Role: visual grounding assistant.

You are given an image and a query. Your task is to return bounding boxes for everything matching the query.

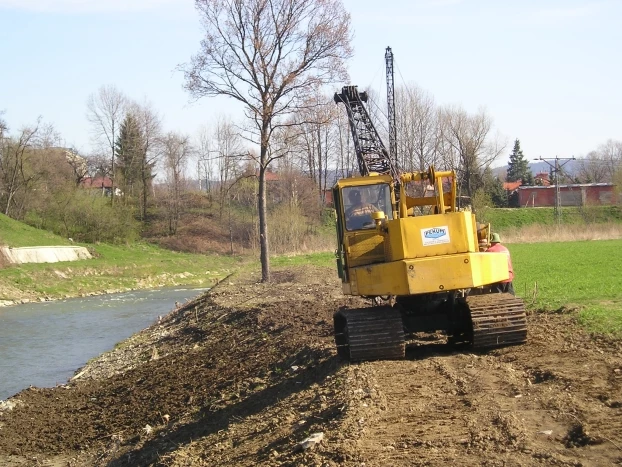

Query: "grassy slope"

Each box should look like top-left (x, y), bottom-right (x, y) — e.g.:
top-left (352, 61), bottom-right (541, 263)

top-left (275, 240), bottom-right (622, 336)
top-left (0, 214), bottom-right (242, 301)
top-left (0, 213), bottom-right (74, 247)
top-left (480, 205), bottom-right (622, 229)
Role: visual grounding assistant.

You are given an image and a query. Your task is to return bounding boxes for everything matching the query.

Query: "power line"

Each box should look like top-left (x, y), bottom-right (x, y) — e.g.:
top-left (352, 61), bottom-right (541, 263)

top-left (572, 159), bottom-right (622, 167)
top-left (534, 156), bottom-right (576, 224)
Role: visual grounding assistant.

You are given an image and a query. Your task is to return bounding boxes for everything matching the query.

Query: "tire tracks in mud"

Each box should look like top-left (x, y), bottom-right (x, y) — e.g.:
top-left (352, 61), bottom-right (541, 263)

top-left (339, 314), bottom-right (622, 466)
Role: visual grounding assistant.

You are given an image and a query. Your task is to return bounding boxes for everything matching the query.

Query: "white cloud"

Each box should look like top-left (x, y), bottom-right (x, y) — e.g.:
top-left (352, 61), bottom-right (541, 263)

top-left (0, 0), bottom-right (181, 13)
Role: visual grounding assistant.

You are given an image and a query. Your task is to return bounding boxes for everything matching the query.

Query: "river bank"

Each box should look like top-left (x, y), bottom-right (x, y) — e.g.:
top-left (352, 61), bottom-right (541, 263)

top-left (0, 271), bottom-right (212, 308)
top-left (0, 242), bottom-right (242, 307)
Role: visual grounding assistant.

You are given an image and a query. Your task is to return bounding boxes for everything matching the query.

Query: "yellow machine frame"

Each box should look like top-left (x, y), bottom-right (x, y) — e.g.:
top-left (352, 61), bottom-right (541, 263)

top-left (334, 168), bottom-right (509, 298)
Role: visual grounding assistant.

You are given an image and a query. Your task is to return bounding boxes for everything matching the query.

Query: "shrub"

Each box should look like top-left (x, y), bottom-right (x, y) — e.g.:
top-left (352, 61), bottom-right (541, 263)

top-left (27, 190), bottom-right (140, 243)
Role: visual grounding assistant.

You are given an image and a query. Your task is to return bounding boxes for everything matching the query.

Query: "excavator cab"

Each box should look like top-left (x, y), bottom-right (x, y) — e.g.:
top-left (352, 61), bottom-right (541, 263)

top-left (333, 175), bottom-right (395, 283)
top-left (342, 183), bottom-right (393, 231)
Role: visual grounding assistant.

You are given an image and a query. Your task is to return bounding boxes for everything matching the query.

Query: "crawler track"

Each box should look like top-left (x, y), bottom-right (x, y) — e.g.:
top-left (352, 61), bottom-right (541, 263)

top-left (334, 306), bottom-right (405, 361)
top-left (465, 293), bottom-right (528, 348)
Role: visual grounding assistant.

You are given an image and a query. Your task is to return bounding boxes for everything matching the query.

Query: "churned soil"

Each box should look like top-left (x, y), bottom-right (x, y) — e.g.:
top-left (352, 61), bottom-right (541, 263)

top-left (0, 266), bottom-right (621, 467)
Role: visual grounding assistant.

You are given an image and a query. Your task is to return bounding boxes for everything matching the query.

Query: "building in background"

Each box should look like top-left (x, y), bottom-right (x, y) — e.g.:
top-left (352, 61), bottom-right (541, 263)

top-left (518, 183), bottom-right (617, 207)
top-left (80, 176), bottom-right (115, 196)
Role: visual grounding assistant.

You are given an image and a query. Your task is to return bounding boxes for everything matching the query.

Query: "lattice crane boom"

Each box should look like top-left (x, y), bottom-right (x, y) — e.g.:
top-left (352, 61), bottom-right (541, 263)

top-left (334, 85), bottom-right (399, 182)
top-left (385, 46), bottom-right (397, 165)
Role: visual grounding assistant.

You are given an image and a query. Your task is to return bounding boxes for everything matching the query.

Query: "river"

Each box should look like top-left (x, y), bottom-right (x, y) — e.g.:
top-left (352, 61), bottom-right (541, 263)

top-left (0, 287), bottom-right (207, 401)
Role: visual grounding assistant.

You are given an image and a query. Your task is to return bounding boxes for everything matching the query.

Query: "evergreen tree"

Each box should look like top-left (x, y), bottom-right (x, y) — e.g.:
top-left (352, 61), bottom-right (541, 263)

top-left (482, 167), bottom-right (508, 207)
top-left (489, 176), bottom-right (508, 207)
top-left (506, 139), bottom-right (532, 185)
top-left (115, 114), bottom-right (145, 201)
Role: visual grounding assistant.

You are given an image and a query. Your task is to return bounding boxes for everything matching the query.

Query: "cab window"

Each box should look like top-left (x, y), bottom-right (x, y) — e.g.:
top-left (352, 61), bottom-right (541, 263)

top-left (343, 184), bottom-right (392, 231)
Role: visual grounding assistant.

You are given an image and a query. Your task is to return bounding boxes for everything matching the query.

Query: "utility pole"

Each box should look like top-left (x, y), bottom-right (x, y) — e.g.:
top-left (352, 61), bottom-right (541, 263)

top-left (535, 156), bottom-right (576, 224)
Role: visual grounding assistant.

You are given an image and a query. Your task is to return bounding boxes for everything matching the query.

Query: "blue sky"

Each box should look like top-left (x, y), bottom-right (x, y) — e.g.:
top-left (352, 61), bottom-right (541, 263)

top-left (1, 0), bottom-right (620, 165)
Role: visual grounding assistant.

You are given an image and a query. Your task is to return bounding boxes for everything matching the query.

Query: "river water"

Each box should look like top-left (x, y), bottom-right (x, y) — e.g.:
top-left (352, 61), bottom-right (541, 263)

top-left (0, 287), bottom-right (207, 401)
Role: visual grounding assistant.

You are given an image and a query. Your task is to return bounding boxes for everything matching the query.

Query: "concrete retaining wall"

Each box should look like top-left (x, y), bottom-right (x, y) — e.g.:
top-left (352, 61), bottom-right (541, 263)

top-left (0, 246), bottom-right (92, 264)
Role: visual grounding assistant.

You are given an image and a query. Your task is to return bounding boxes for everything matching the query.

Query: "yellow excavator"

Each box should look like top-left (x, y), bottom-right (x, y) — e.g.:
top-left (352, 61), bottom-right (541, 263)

top-left (332, 85), bottom-right (527, 361)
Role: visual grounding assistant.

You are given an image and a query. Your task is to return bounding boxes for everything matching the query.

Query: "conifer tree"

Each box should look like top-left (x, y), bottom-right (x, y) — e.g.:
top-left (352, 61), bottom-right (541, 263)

top-left (482, 166), bottom-right (508, 207)
top-left (115, 114), bottom-right (145, 202)
top-left (506, 139), bottom-right (532, 184)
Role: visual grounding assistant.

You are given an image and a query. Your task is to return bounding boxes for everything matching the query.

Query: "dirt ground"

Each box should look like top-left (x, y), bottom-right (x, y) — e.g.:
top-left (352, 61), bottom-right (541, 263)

top-left (1, 265), bottom-right (621, 467)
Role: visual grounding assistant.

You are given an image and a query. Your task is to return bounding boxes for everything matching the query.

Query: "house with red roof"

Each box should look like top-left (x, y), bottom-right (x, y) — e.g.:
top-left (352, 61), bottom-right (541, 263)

top-left (503, 180), bottom-right (522, 191)
top-left (80, 176), bottom-right (116, 196)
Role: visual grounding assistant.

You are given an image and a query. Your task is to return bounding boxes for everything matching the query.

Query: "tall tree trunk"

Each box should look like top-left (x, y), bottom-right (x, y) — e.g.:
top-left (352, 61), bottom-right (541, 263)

top-left (110, 127), bottom-right (116, 205)
top-left (5, 148), bottom-right (23, 216)
top-left (141, 161), bottom-right (148, 221)
top-left (259, 127), bottom-right (270, 282)
top-left (316, 125), bottom-right (323, 203)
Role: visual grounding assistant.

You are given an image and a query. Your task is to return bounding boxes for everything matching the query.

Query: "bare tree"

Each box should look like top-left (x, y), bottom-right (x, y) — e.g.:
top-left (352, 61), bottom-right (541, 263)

top-left (183, 0), bottom-right (352, 282)
top-left (577, 151), bottom-right (610, 183)
top-left (395, 83), bottom-right (438, 172)
top-left (214, 116), bottom-right (244, 219)
top-left (441, 105), bottom-right (505, 201)
top-left (196, 124), bottom-right (215, 198)
top-left (0, 119), bottom-right (41, 216)
top-left (160, 132), bottom-right (192, 234)
top-left (86, 151), bottom-right (111, 177)
top-left (86, 85), bottom-right (127, 203)
top-left (597, 139), bottom-right (622, 180)
top-left (0, 112), bottom-right (7, 140)
top-left (129, 99), bottom-right (161, 220)
top-left (37, 123), bottom-right (63, 149)
top-left (576, 139), bottom-right (622, 184)
top-left (64, 149), bottom-right (89, 185)
top-left (334, 108), bottom-right (355, 178)
top-left (288, 92), bottom-right (338, 202)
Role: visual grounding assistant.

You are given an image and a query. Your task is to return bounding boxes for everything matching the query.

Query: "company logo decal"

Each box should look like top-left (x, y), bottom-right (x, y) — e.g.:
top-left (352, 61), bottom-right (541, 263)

top-left (424, 227), bottom-right (447, 239)
top-left (421, 225), bottom-right (450, 246)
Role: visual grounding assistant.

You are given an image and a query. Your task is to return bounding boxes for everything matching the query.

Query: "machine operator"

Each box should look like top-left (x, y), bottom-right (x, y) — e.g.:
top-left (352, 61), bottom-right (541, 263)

top-left (486, 232), bottom-right (515, 295)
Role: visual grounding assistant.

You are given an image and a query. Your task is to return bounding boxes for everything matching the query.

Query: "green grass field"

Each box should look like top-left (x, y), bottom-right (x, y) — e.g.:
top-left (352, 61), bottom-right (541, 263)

top-left (510, 239), bottom-right (622, 334)
top-left (274, 239), bottom-right (622, 336)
